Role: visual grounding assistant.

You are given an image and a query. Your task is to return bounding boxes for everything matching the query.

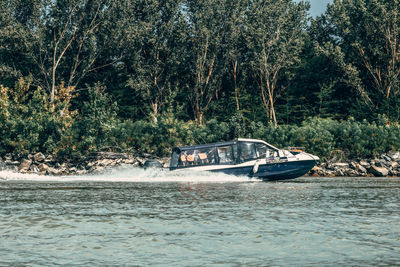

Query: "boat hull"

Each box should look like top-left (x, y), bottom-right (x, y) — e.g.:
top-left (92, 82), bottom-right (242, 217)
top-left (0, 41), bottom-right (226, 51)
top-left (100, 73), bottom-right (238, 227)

top-left (208, 160), bottom-right (317, 181)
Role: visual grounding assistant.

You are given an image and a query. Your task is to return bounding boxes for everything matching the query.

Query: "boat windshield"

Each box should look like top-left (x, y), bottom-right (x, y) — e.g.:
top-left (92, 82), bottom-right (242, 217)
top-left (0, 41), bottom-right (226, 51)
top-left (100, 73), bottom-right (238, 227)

top-left (239, 141), bottom-right (277, 162)
top-left (240, 142), bottom-right (257, 161)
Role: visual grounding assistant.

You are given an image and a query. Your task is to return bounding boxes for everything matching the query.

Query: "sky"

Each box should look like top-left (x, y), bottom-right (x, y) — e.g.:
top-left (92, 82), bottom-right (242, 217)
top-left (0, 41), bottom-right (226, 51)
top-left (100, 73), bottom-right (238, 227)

top-left (295, 0), bottom-right (334, 17)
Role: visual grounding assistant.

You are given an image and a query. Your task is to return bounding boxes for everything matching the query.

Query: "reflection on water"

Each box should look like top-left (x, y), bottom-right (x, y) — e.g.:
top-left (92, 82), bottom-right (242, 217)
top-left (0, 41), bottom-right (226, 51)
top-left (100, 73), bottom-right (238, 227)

top-left (0, 169), bottom-right (399, 265)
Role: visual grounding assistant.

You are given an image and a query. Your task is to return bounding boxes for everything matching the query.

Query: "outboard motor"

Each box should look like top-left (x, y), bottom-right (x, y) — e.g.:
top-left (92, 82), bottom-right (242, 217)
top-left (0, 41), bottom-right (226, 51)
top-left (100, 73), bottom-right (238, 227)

top-left (143, 159), bottom-right (163, 169)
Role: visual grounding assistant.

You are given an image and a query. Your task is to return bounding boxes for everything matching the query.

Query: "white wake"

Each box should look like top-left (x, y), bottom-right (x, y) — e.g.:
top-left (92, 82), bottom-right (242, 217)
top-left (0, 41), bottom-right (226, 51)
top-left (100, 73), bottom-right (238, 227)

top-left (0, 166), bottom-right (253, 183)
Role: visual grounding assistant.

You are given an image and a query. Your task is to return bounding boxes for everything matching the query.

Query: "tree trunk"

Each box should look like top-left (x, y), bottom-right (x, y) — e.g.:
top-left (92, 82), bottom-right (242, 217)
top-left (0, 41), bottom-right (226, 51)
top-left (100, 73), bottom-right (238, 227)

top-left (233, 59), bottom-right (240, 111)
top-left (196, 110), bottom-right (203, 125)
top-left (151, 102), bottom-right (158, 123)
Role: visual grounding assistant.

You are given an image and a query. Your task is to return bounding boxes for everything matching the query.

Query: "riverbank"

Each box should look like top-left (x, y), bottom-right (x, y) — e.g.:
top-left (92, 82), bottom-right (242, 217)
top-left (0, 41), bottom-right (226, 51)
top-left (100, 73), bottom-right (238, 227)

top-left (309, 151), bottom-right (400, 177)
top-left (1, 151), bottom-right (400, 177)
top-left (0, 152), bottom-right (168, 176)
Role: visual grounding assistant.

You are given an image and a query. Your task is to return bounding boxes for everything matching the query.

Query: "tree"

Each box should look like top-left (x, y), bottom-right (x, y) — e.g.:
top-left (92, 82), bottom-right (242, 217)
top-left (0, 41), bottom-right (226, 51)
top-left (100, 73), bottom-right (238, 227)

top-left (0, 0), bottom-right (121, 103)
top-left (221, 0), bottom-right (248, 112)
top-left (121, 0), bottom-right (182, 122)
top-left (185, 0), bottom-right (227, 125)
top-left (319, 0), bottom-right (400, 121)
top-left (245, 0), bottom-right (309, 126)
top-left (0, 0), bottom-right (43, 87)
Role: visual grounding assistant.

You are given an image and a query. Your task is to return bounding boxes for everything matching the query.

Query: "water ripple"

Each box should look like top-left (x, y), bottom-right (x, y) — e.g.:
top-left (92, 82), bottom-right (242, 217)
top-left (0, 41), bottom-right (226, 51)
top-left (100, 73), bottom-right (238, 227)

top-left (0, 177), bottom-right (400, 265)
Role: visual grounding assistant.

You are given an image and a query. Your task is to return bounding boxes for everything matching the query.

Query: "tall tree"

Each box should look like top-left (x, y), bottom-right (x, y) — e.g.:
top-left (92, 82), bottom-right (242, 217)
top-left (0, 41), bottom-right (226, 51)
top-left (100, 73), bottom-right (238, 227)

top-left (0, 0), bottom-right (121, 102)
top-left (185, 0), bottom-right (226, 125)
top-left (319, 0), bottom-right (400, 120)
top-left (221, 0), bottom-right (248, 112)
top-left (0, 0), bottom-right (43, 87)
top-left (121, 0), bottom-right (182, 122)
top-left (245, 0), bottom-right (309, 126)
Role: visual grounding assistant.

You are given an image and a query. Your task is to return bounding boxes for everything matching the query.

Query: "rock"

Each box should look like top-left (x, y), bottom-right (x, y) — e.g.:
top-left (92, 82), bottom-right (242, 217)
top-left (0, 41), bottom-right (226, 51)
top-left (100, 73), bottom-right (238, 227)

top-left (30, 164), bottom-right (40, 173)
top-left (33, 152), bottom-right (46, 162)
top-left (334, 169), bottom-right (345, 176)
top-left (97, 159), bottom-right (114, 166)
top-left (100, 152), bottom-right (129, 160)
top-left (128, 161), bottom-right (140, 167)
top-left (69, 167), bottom-right (77, 173)
top-left (374, 160), bottom-right (385, 167)
top-left (38, 163), bottom-right (49, 172)
top-left (311, 166), bottom-right (324, 176)
top-left (369, 165), bottom-right (389, 177)
top-left (123, 158), bottom-right (135, 164)
top-left (47, 167), bottom-right (62, 175)
top-left (7, 161), bottom-right (21, 166)
top-left (44, 155), bottom-right (54, 163)
top-left (388, 151), bottom-right (400, 160)
top-left (332, 162), bottom-right (349, 168)
top-left (87, 161), bottom-right (96, 168)
top-left (162, 161), bottom-right (170, 168)
top-left (325, 170), bottom-right (335, 177)
top-left (356, 164), bottom-right (367, 174)
top-left (347, 169), bottom-right (358, 177)
top-left (136, 157), bottom-right (146, 166)
top-left (18, 159), bottom-right (32, 171)
top-left (140, 153), bottom-right (153, 158)
top-left (350, 161), bottom-right (358, 169)
top-left (390, 161), bottom-right (399, 169)
top-left (359, 160), bottom-right (370, 167)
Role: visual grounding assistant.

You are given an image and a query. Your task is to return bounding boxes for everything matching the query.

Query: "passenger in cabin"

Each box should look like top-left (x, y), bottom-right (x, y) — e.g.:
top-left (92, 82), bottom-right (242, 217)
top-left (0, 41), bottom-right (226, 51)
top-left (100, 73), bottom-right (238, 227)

top-left (207, 149), bottom-right (215, 164)
top-left (186, 151), bottom-right (195, 165)
top-left (197, 151), bottom-right (208, 164)
top-left (180, 152), bottom-right (187, 166)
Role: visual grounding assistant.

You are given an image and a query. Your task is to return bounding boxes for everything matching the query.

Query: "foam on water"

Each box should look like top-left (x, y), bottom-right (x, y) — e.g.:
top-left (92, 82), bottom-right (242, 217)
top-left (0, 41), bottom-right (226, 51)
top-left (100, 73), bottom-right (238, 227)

top-left (0, 166), bottom-right (253, 183)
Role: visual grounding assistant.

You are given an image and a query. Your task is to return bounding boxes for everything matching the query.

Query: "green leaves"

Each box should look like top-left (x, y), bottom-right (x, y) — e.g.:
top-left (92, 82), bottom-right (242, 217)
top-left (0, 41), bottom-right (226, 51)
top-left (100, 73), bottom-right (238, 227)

top-left (317, 0), bottom-right (400, 121)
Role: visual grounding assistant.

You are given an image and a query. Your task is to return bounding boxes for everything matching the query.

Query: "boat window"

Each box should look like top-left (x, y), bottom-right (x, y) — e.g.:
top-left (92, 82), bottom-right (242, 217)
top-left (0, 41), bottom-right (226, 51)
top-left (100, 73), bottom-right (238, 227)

top-left (266, 148), bottom-right (278, 160)
top-left (170, 150), bottom-right (180, 168)
top-left (240, 142), bottom-right (257, 161)
top-left (255, 143), bottom-right (267, 158)
top-left (217, 146), bottom-right (234, 164)
top-left (232, 144), bottom-right (238, 162)
top-left (178, 148), bottom-right (216, 167)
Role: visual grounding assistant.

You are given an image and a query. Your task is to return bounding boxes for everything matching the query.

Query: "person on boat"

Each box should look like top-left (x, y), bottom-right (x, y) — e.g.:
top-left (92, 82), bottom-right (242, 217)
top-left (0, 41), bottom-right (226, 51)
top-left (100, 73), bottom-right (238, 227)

top-left (180, 152), bottom-right (187, 166)
top-left (186, 151), bottom-right (195, 165)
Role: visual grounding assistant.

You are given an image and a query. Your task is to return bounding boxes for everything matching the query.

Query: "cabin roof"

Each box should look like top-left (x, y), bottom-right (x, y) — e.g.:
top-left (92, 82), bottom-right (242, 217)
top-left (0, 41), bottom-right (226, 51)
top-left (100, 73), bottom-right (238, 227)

top-left (172, 138), bottom-right (278, 152)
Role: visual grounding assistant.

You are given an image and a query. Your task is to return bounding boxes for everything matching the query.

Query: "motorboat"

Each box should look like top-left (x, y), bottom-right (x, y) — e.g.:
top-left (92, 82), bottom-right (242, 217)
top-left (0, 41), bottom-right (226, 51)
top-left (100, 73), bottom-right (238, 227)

top-left (169, 138), bottom-right (319, 181)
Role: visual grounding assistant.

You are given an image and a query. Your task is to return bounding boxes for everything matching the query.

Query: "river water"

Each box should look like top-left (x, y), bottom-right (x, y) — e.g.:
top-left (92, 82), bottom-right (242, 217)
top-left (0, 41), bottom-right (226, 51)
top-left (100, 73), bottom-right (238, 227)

top-left (1, 167), bottom-right (399, 266)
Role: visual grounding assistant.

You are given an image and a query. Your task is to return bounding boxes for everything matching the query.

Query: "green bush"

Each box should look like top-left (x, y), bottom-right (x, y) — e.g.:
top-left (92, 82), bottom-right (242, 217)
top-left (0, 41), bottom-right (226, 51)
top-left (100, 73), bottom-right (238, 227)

top-left (72, 83), bottom-right (119, 153)
top-left (0, 78), bottom-right (76, 155)
top-left (1, 78), bottom-right (399, 160)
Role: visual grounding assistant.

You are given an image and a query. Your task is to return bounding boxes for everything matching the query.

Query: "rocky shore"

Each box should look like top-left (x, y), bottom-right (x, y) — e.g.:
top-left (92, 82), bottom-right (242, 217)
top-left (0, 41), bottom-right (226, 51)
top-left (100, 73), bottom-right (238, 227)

top-left (309, 151), bottom-right (400, 177)
top-left (1, 151), bottom-right (400, 177)
top-left (0, 152), bottom-right (170, 176)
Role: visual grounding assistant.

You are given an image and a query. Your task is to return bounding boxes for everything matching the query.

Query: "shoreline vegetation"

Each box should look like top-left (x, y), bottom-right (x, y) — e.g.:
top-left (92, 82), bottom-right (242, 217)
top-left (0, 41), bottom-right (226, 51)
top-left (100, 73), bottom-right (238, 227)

top-left (2, 0), bottom-right (400, 175)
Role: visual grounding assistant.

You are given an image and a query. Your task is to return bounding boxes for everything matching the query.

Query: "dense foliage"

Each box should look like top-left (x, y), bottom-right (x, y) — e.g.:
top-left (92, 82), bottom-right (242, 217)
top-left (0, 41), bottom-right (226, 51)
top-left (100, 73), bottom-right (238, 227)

top-left (1, 0), bottom-right (400, 160)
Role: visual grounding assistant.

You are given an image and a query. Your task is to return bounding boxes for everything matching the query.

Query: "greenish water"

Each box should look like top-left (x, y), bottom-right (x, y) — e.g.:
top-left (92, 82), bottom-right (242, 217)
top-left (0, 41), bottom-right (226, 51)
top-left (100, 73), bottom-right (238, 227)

top-left (0, 168), bottom-right (399, 266)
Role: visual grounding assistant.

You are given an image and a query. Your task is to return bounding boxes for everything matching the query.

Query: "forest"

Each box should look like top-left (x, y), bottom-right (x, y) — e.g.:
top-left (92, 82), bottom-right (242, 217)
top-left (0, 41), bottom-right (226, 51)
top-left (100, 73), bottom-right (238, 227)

top-left (1, 0), bottom-right (400, 160)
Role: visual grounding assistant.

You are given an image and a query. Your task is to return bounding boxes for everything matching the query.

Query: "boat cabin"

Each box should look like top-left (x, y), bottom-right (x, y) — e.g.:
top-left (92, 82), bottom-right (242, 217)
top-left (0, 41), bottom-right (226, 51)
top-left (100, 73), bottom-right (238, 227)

top-left (169, 138), bottom-right (280, 170)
